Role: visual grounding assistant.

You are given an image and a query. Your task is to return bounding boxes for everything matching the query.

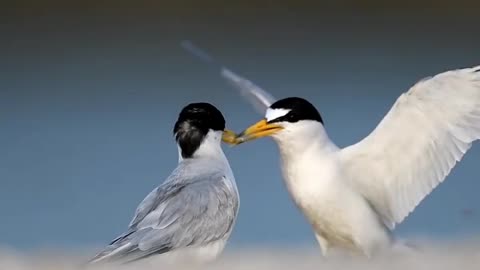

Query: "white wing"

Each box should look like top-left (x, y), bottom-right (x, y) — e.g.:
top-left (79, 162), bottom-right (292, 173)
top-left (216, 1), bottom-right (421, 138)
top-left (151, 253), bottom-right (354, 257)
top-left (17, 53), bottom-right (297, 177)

top-left (180, 40), bottom-right (276, 114)
top-left (341, 66), bottom-right (480, 229)
top-left (221, 68), bottom-right (277, 114)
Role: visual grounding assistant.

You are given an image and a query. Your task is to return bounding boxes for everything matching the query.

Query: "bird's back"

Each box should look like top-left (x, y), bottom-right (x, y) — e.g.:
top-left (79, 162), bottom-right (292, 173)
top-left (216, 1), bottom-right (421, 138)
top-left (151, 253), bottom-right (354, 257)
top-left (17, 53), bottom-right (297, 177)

top-left (89, 157), bottom-right (239, 265)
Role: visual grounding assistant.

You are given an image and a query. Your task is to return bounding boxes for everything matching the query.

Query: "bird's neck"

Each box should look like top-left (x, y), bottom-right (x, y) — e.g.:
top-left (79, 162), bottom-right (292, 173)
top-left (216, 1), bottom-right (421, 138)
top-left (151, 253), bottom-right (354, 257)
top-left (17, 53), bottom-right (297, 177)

top-left (273, 122), bottom-right (338, 162)
top-left (177, 131), bottom-right (229, 164)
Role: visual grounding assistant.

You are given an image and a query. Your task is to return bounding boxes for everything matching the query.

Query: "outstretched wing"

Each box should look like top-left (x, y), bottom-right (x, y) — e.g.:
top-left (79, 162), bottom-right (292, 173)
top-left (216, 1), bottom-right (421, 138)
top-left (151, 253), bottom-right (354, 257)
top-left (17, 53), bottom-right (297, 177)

top-left (180, 40), bottom-right (276, 114)
top-left (221, 68), bottom-right (277, 114)
top-left (341, 66), bottom-right (480, 229)
top-left (90, 173), bottom-right (238, 264)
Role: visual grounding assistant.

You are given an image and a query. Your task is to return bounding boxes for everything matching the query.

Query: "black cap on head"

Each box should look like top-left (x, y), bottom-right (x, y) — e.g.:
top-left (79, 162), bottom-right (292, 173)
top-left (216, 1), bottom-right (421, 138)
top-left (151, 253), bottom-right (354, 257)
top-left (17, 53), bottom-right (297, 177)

top-left (173, 102), bottom-right (226, 158)
top-left (269, 97), bottom-right (323, 124)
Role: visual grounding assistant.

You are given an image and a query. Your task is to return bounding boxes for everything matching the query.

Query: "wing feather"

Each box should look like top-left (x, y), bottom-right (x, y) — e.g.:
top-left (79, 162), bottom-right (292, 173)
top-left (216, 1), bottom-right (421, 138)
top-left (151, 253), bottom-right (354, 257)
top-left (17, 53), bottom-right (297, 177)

top-left (341, 66), bottom-right (480, 228)
top-left (221, 68), bottom-right (277, 114)
top-left (179, 40), bottom-right (276, 115)
top-left (90, 171), bottom-right (238, 264)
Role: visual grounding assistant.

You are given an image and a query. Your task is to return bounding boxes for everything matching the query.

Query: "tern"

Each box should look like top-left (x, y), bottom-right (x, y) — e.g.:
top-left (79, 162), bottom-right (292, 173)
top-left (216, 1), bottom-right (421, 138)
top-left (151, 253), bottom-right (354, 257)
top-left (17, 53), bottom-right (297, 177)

top-left (227, 66), bottom-right (480, 256)
top-left (89, 102), bottom-right (240, 265)
top-left (181, 41), bottom-right (480, 257)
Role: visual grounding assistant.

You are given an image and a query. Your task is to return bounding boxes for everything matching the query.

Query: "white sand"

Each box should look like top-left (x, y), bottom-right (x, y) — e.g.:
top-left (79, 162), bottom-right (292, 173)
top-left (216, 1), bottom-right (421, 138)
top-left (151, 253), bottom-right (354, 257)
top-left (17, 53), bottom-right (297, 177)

top-left (1, 239), bottom-right (479, 270)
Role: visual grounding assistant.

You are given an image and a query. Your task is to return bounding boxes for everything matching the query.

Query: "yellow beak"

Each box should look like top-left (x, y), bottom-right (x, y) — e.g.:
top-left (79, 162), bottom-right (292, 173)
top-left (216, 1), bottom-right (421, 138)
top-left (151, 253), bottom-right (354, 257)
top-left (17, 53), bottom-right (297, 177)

top-left (222, 129), bottom-right (240, 145)
top-left (226, 119), bottom-right (283, 145)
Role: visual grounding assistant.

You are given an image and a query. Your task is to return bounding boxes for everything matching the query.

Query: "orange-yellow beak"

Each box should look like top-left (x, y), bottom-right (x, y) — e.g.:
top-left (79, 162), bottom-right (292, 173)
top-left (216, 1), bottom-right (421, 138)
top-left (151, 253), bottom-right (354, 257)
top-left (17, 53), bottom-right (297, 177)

top-left (225, 119), bottom-right (283, 145)
top-left (222, 129), bottom-right (239, 145)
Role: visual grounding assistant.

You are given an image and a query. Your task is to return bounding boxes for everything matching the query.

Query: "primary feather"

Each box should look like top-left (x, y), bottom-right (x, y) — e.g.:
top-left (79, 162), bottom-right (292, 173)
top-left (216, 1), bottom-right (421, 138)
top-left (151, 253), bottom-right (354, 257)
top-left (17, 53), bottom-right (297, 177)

top-left (221, 68), bottom-right (277, 114)
top-left (341, 66), bottom-right (480, 228)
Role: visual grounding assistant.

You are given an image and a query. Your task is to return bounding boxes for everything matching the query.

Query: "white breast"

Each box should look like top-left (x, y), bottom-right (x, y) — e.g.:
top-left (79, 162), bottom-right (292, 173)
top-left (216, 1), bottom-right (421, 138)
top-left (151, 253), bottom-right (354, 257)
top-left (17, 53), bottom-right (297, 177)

top-left (281, 150), bottom-right (390, 254)
top-left (281, 149), bottom-right (340, 209)
top-left (274, 121), bottom-right (344, 213)
top-left (272, 121), bottom-right (391, 254)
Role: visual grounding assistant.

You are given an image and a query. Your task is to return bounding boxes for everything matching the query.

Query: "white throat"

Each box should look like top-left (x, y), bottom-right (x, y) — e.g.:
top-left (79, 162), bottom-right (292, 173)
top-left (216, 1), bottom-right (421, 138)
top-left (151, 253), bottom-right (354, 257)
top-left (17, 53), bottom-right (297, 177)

top-left (272, 121), bottom-right (338, 161)
top-left (271, 121), bottom-right (340, 209)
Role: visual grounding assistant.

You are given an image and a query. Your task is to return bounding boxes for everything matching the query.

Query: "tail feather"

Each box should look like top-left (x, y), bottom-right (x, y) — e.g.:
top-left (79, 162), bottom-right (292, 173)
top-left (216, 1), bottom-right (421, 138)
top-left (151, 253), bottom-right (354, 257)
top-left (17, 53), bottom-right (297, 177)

top-left (88, 243), bottom-right (134, 265)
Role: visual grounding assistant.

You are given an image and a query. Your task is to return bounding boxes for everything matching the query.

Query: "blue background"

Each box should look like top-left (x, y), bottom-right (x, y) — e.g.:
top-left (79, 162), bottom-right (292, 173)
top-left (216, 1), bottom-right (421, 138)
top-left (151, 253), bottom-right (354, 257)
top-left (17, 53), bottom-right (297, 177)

top-left (1, 2), bottom-right (479, 251)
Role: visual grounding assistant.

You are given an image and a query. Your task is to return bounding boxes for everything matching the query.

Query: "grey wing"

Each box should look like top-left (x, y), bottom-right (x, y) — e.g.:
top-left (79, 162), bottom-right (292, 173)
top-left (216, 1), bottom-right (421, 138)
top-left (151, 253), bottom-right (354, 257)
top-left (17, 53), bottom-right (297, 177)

top-left (128, 187), bottom-right (161, 228)
top-left (89, 175), bottom-right (238, 264)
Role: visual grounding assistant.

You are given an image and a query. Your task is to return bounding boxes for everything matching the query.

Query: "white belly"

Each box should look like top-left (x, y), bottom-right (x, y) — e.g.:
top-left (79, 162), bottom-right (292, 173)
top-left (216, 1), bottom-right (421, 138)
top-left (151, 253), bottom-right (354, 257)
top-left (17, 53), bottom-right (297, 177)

top-left (281, 155), bottom-right (390, 255)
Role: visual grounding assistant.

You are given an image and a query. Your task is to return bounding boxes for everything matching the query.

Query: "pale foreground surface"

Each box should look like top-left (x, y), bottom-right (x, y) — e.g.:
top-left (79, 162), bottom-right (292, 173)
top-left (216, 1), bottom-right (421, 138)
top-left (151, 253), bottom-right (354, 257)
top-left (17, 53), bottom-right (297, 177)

top-left (1, 239), bottom-right (479, 270)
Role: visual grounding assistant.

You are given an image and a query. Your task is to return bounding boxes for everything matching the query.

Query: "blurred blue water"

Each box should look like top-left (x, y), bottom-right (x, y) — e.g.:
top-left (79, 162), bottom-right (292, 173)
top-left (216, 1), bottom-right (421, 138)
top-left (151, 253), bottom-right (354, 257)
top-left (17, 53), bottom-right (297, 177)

top-left (1, 11), bottom-right (479, 250)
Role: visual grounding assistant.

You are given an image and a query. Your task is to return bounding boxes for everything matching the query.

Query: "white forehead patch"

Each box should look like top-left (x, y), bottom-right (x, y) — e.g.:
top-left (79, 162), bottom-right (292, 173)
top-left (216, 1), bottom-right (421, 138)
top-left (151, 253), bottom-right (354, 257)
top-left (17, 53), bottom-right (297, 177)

top-left (265, 108), bottom-right (291, 122)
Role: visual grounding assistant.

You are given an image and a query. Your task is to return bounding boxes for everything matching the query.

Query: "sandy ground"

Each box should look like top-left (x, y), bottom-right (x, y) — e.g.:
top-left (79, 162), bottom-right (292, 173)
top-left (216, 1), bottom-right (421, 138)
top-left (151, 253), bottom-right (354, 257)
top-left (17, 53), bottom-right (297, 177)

top-left (1, 239), bottom-right (479, 270)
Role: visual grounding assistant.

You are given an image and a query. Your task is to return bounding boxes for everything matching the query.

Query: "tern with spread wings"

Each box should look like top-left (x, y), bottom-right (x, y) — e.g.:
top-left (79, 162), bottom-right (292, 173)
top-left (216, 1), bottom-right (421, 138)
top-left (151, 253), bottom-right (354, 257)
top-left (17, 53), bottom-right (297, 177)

top-left (181, 41), bottom-right (480, 257)
top-left (231, 66), bottom-right (480, 256)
